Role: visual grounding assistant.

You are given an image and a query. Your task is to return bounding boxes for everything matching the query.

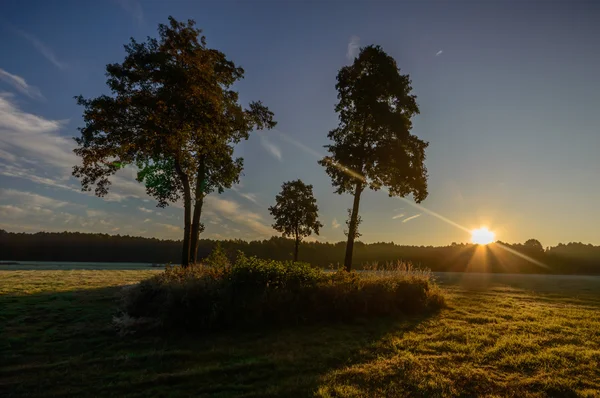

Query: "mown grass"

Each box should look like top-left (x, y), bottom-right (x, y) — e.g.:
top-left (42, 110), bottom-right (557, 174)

top-left (2, 270), bottom-right (600, 397)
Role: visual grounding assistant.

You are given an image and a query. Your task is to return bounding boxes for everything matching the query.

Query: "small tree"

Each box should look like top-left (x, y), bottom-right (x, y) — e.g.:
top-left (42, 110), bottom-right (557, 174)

top-left (319, 45), bottom-right (429, 271)
top-left (268, 180), bottom-right (323, 262)
top-left (523, 239), bottom-right (544, 255)
top-left (73, 17), bottom-right (275, 267)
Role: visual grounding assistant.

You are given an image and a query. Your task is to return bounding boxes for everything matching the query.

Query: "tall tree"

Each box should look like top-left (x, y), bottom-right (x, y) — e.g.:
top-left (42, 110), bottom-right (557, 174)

top-left (319, 45), bottom-right (429, 271)
top-left (268, 180), bottom-right (323, 262)
top-left (73, 17), bottom-right (275, 266)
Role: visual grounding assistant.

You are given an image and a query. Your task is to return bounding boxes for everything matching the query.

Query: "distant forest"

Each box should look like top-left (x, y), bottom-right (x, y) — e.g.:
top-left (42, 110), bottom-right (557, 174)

top-left (1, 229), bottom-right (599, 275)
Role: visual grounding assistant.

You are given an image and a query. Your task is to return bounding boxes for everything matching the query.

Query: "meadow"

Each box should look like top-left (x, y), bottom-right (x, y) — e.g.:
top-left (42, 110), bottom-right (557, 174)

top-left (2, 269), bottom-right (600, 397)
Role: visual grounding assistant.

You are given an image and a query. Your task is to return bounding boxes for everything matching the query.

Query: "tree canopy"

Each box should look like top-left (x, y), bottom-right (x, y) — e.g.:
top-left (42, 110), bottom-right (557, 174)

top-left (73, 17), bottom-right (275, 266)
top-left (319, 45), bottom-right (429, 271)
top-left (268, 179), bottom-right (323, 261)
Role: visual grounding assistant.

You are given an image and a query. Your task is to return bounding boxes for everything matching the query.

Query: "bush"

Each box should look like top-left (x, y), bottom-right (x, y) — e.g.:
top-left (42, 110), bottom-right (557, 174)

top-left (123, 255), bottom-right (445, 331)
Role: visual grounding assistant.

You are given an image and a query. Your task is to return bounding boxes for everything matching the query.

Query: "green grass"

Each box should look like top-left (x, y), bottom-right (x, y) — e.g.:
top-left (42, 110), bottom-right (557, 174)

top-left (1, 270), bottom-right (600, 397)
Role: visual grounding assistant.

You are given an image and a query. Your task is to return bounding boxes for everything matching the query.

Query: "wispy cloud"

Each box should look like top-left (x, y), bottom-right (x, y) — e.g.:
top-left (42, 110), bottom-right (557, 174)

top-left (16, 29), bottom-right (67, 70)
top-left (239, 192), bottom-right (259, 205)
top-left (86, 209), bottom-right (107, 218)
top-left (260, 134), bottom-right (282, 161)
top-left (0, 188), bottom-right (68, 209)
top-left (138, 206), bottom-right (153, 213)
top-left (347, 36), bottom-right (361, 61)
top-left (155, 223), bottom-right (181, 234)
top-left (331, 218), bottom-right (340, 229)
top-left (392, 213), bottom-right (405, 220)
top-left (435, 50), bottom-right (443, 56)
top-left (402, 214), bottom-right (422, 223)
top-left (0, 92), bottom-right (71, 170)
top-left (0, 93), bottom-right (147, 202)
top-left (206, 196), bottom-right (273, 237)
top-left (0, 69), bottom-right (43, 99)
top-left (0, 188), bottom-right (154, 237)
top-left (115, 0), bottom-right (144, 24)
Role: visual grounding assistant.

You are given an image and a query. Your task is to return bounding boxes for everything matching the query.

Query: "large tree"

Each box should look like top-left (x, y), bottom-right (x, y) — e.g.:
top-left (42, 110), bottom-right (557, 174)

top-left (319, 45), bottom-right (429, 271)
top-left (268, 179), bottom-right (323, 262)
top-left (73, 17), bottom-right (275, 266)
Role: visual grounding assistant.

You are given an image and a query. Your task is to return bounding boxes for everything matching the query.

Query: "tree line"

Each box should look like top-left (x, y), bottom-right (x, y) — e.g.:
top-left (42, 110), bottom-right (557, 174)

top-left (73, 17), bottom-right (427, 270)
top-left (1, 230), bottom-right (598, 275)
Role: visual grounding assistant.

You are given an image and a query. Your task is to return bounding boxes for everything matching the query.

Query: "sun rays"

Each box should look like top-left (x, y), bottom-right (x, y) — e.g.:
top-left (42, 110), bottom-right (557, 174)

top-left (274, 130), bottom-right (549, 272)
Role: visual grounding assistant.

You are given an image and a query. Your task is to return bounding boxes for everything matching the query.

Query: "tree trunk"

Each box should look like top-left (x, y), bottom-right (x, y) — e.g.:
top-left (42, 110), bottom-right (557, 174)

top-left (344, 183), bottom-right (364, 272)
top-left (174, 161), bottom-right (191, 267)
top-left (294, 235), bottom-right (300, 262)
top-left (190, 162), bottom-right (206, 264)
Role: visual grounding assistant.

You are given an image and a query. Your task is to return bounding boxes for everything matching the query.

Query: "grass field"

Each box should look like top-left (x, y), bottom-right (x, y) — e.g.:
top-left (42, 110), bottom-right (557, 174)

top-left (2, 270), bottom-right (600, 397)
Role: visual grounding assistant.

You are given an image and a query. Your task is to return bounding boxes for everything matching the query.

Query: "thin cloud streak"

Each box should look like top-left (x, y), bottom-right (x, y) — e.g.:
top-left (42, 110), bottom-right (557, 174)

top-left (435, 50), bottom-right (443, 56)
top-left (16, 29), bottom-right (67, 70)
top-left (347, 36), bottom-right (360, 61)
top-left (260, 134), bottom-right (282, 161)
top-left (392, 213), bottom-right (405, 220)
top-left (0, 69), bottom-right (43, 99)
top-left (240, 192), bottom-right (260, 205)
top-left (402, 214), bottom-right (421, 223)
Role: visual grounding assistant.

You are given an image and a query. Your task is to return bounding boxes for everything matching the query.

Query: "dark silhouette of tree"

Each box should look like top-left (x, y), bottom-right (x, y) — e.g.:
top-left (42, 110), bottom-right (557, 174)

top-left (318, 45), bottom-right (429, 271)
top-left (523, 239), bottom-right (544, 255)
top-left (268, 179), bottom-right (323, 261)
top-left (72, 17), bottom-right (275, 266)
top-left (1, 230), bottom-right (599, 275)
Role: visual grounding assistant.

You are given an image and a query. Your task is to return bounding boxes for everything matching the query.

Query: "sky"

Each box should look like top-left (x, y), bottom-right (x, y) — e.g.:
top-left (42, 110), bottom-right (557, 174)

top-left (0, 0), bottom-right (599, 247)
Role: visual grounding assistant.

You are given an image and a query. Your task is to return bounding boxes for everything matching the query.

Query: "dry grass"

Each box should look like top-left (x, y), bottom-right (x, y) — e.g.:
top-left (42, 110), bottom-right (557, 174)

top-left (1, 270), bottom-right (599, 397)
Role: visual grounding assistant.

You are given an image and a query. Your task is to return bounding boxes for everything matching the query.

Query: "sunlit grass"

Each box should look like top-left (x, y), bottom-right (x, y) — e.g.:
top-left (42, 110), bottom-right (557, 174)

top-left (1, 270), bottom-right (599, 397)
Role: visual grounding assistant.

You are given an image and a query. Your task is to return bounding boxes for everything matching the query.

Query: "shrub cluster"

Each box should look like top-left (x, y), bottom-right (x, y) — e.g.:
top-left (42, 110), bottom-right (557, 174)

top-left (122, 253), bottom-right (445, 331)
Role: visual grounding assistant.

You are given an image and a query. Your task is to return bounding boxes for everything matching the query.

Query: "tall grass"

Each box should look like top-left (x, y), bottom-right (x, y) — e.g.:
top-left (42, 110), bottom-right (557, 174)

top-left (122, 254), bottom-right (445, 331)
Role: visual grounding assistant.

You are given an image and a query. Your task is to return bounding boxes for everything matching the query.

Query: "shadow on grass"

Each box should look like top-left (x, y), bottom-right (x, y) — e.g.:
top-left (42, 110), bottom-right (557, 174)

top-left (0, 284), bottom-right (436, 398)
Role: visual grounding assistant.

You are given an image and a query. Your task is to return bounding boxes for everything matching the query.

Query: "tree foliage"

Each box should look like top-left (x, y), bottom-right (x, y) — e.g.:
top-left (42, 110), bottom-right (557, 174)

top-left (72, 17), bottom-right (275, 266)
top-left (268, 179), bottom-right (323, 261)
top-left (319, 45), bottom-right (429, 271)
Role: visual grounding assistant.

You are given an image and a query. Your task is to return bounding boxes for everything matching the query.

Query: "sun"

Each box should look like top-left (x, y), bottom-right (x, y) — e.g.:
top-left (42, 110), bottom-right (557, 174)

top-left (471, 227), bottom-right (496, 245)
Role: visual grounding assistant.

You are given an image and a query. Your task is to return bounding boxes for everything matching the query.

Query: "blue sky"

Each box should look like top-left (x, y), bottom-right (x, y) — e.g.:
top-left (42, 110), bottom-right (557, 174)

top-left (1, 0), bottom-right (599, 246)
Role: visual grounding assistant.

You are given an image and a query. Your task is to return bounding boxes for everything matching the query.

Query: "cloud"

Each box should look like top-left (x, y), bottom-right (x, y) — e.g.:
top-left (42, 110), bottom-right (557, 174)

top-left (260, 134), bottom-right (282, 161)
top-left (85, 209), bottom-right (107, 218)
top-left (347, 36), bottom-right (361, 61)
top-left (331, 218), bottom-right (340, 229)
top-left (0, 188), bottom-right (157, 237)
top-left (435, 50), bottom-right (443, 56)
top-left (206, 196), bottom-right (273, 237)
top-left (115, 0), bottom-right (144, 24)
top-left (0, 93), bottom-right (73, 171)
top-left (0, 189), bottom-right (71, 224)
top-left (16, 29), bottom-right (67, 70)
top-left (0, 69), bottom-right (43, 100)
top-left (402, 214), bottom-right (422, 223)
top-left (0, 163), bottom-right (80, 193)
top-left (239, 192), bottom-right (259, 205)
top-left (392, 213), bottom-right (405, 220)
top-left (155, 223), bottom-right (182, 234)
top-left (0, 188), bottom-right (68, 209)
top-left (138, 206), bottom-right (153, 213)
top-left (0, 94), bottom-right (147, 203)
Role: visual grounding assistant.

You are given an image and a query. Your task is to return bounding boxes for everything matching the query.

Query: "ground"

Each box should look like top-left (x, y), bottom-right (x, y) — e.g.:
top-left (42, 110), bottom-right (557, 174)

top-left (1, 269), bottom-right (599, 397)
